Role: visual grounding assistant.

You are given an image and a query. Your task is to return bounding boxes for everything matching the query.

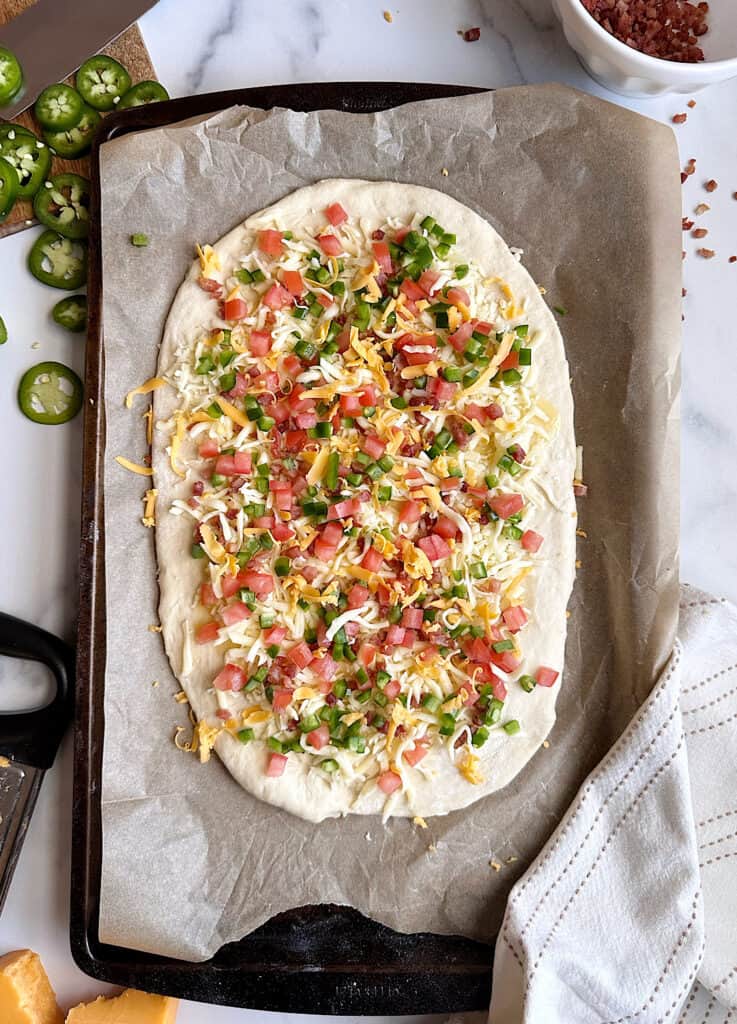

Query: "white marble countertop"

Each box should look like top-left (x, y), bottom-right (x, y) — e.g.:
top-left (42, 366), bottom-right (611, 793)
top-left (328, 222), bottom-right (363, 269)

top-left (0, 0), bottom-right (735, 1020)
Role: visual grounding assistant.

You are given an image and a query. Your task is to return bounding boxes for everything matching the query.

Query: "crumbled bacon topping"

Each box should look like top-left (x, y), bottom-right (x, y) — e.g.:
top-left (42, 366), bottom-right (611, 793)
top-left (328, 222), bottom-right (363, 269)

top-left (705, 179), bottom-right (718, 192)
top-left (692, 227), bottom-right (708, 238)
top-left (463, 27), bottom-right (481, 41)
top-left (696, 247), bottom-right (716, 259)
top-left (580, 0), bottom-right (709, 61)
top-left (682, 217), bottom-right (694, 230)
top-left (672, 113), bottom-right (688, 124)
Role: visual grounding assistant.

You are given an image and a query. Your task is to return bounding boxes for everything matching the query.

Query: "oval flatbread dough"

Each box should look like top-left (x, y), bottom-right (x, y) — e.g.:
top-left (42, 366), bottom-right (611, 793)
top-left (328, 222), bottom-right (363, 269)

top-left (153, 179), bottom-right (576, 822)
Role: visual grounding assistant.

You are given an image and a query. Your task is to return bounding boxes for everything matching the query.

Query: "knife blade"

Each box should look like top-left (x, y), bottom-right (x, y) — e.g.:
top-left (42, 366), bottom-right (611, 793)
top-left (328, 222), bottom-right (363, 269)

top-left (0, 0), bottom-right (158, 120)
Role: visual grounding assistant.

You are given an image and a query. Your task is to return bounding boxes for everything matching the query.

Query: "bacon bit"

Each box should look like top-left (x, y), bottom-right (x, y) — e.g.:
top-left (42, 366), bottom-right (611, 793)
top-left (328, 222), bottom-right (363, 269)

top-left (730, 256), bottom-right (737, 264)
top-left (696, 247), bottom-right (716, 259)
top-left (705, 179), bottom-right (718, 192)
top-left (682, 218), bottom-right (694, 231)
top-left (733, 192), bottom-right (737, 201)
top-left (197, 275), bottom-right (222, 297)
top-left (581, 0), bottom-right (708, 61)
top-left (682, 251), bottom-right (686, 260)
top-left (681, 173), bottom-right (687, 184)
top-left (682, 288), bottom-right (687, 297)
top-left (694, 202), bottom-right (710, 215)
top-left (672, 113), bottom-right (687, 124)
top-left (463, 26), bottom-right (481, 41)
top-left (687, 99), bottom-right (696, 108)
top-left (573, 482), bottom-right (588, 497)
top-left (692, 227), bottom-right (708, 238)
top-left (683, 158), bottom-right (696, 179)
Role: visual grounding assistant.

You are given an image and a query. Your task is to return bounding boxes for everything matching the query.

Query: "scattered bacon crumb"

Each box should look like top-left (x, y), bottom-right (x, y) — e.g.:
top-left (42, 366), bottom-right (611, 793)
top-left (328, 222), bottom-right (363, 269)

top-left (687, 99), bottom-right (696, 108)
top-left (692, 227), bottom-right (708, 238)
top-left (672, 113), bottom-right (688, 124)
top-left (694, 202), bottom-right (710, 215)
top-left (463, 27), bottom-right (481, 41)
top-left (730, 256), bottom-right (737, 264)
top-left (681, 158), bottom-right (697, 183)
top-left (682, 217), bottom-right (694, 230)
top-left (580, 0), bottom-right (709, 62)
top-left (705, 179), bottom-right (718, 192)
top-left (733, 192), bottom-right (737, 201)
top-left (682, 250), bottom-right (686, 260)
top-left (696, 247), bottom-right (716, 259)
top-left (682, 287), bottom-right (687, 296)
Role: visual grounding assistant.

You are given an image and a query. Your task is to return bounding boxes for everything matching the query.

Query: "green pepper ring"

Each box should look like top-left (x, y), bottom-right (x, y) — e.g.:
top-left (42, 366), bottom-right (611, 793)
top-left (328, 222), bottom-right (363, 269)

top-left (51, 294), bottom-right (87, 333)
top-left (34, 83), bottom-right (85, 131)
top-left (33, 172), bottom-right (90, 240)
top-left (0, 47), bottom-right (24, 106)
top-left (42, 105), bottom-right (101, 160)
top-left (0, 128), bottom-right (51, 199)
top-left (76, 55), bottom-right (131, 112)
top-left (28, 229), bottom-right (88, 290)
top-left (116, 80), bottom-right (170, 109)
top-left (0, 155), bottom-right (19, 221)
top-left (18, 361), bottom-right (83, 425)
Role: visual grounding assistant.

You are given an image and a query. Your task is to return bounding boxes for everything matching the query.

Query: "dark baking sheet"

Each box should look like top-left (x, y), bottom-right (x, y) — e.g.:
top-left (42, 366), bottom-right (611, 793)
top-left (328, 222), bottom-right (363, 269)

top-left (72, 81), bottom-right (493, 1016)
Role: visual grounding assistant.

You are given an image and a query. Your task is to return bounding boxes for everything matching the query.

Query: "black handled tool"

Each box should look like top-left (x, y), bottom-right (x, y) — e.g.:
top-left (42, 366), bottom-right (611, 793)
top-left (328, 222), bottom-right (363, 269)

top-left (0, 613), bottom-right (74, 915)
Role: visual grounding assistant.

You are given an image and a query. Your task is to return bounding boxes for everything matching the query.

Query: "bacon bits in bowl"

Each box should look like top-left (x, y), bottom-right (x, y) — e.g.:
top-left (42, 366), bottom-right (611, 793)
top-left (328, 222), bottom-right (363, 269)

top-left (552, 0), bottom-right (737, 96)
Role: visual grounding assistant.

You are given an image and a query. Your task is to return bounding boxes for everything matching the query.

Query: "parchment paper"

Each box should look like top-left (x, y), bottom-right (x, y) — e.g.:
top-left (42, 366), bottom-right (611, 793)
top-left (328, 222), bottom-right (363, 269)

top-left (98, 84), bottom-right (681, 960)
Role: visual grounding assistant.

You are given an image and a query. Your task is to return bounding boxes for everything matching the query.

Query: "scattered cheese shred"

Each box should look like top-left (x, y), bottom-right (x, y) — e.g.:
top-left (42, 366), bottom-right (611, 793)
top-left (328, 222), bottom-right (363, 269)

top-left (124, 377), bottom-right (165, 409)
top-left (141, 488), bottom-right (157, 528)
top-left (215, 396), bottom-right (250, 428)
top-left (197, 243), bottom-right (221, 276)
top-left (459, 750), bottom-right (484, 785)
top-left (200, 523), bottom-right (227, 563)
top-left (114, 455), bottom-right (153, 476)
top-left (197, 720), bottom-right (222, 763)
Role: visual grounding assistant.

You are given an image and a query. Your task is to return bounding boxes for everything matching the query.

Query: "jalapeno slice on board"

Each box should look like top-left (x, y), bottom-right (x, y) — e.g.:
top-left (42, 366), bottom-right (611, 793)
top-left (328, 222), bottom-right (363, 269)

top-left (28, 230), bottom-right (87, 290)
top-left (34, 83), bottom-right (84, 131)
top-left (0, 316), bottom-right (7, 345)
top-left (34, 173), bottom-right (90, 240)
top-left (42, 105), bottom-right (101, 159)
top-left (117, 80), bottom-right (169, 109)
top-left (0, 127), bottom-right (51, 199)
top-left (52, 294), bottom-right (87, 333)
top-left (18, 361), bottom-right (82, 425)
top-left (76, 55), bottom-right (131, 111)
top-left (0, 156), bottom-right (19, 221)
top-left (0, 47), bottom-right (23, 105)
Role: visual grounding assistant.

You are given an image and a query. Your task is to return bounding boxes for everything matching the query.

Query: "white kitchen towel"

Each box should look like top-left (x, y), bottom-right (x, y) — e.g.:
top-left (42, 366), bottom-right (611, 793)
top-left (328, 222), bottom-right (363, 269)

top-left (485, 585), bottom-right (737, 1023)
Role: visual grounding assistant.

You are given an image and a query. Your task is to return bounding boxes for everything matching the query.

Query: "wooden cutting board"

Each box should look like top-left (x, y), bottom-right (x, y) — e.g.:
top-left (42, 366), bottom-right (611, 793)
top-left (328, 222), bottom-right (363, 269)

top-left (0, 0), bottom-right (157, 237)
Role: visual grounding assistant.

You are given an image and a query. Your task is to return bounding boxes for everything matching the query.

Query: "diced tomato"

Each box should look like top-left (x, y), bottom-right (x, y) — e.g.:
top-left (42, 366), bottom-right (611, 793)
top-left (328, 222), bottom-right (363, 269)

top-left (295, 412), bottom-right (318, 428)
top-left (316, 292), bottom-right (334, 309)
top-left (309, 656), bottom-right (335, 684)
top-left (317, 233), bottom-right (342, 256)
top-left (321, 521), bottom-right (344, 547)
top-left (491, 675), bottom-right (507, 702)
top-left (536, 666), bottom-right (559, 688)
top-left (358, 643), bottom-right (377, 667)
top-left (198, 438), bottom-right (219, 459)
top-left (238, 571), bottom-right (274, 600)
top-left (372, 239), bottom-right (392, 273)
top-left (377, 770), bottom-right (402, 794)
top-left (272, 688), bottom-right (293, 712)
top-left (196, 621), bottom-right (220, 645)
top-left (474, 320), bottom-right (493, 335)
top-left (214, 455), bottom-right (236, 477)
top-left (348, 584), bottom-right (370, 609)
top-left (314, 539), bottom-right (337, 562)
top-left (521, 530), bottom-right (544, 552)
top-left (403, 741), bottom-right (429, 766)
top-left (282, 269), bottom-right (305, 297)
top-left (233, 451), bottom-right (252, 474)
top-left (484, 402), bottom-right (504, 420)
top-left (400, 278), bottom-right (425, 301)
top-left (362, 434), bottom-right (386, 459)
top-left (394, 226), bottom-right (411, 243)
top-left (200, 583), bottom-right (217, 607)
top-left (466, 637), bottom-right (492, 663)
top-left (223, 297), bottom-right (248, 321)
top-left (404, 349), bottom-right (435, 366)
top-left (327, 498), bottom-right (361, 521)
top-left (448, 321), bottom-right (474, 352)
top-left (398, 499), bottom-right (422, 525)
top-left (401, 607), bottom-right (424, 630)
top-left (439, 477), bottom-right (461, 492)
top-left (340, 393), bottom-right (363, 415)
top-left (384, 625), bottom-right (405, 647)
top-left (464, 402), bottom-right (487, 422)
top-left (417, 269), bottom-right (441, 295)
top-left (285, 429), bottom-right (307, 451)
top-left (263, 284), bottom-right (293, 310)
top-left (274, 492), bottom-right (293, 514)
top-left (490, 649), bottom-right (521, 674)
top-left (266, 752), bottom-right (288, 777)
top-left (383, 679), bottom-right (401, 700)
top-left (462, 684), bottom-right (480, 707)
top-left (446, 286), bottom-right (470, 307)
top-left (221, 574), bottom-right (241, 599)
top-left (258, 229), bottom-right (283, 256)
top-left (361, 546), bottom-right (383, 572)
top-left (271, 401), bottom-right (290, 424)
top-left (500, 350), bottom-right (520, 372)
top-left (502, 606), bottom-right (528, 633)
top-left (325, 202), bottom-right (348, 226)
top-left (359, 384), bottom-right (378, 407)
top-left (282, 353), bottom-right (302, 377)
top-left (434, 516), bottom-right (457, 540)
top-left (249, 329), bottom-right (272, 356)
top-left (213, 663), bottom-right (247, 691)
top-left (434, 380), bottom-right (457, 403)
top-left (417, 534), bottom-right (452, 562)
top-left (221, 601), bottom-right (251, 626)
top-left (253, 516), bottom-right (275, 529)
top-left (399, 629), bottom-right (416, 648)
top-left (307, 723), bottom-right (331, 750)
top-left (286, 641), bottom-right (312, 670)
top-left (263, 624), bottom-right (287, 645)
top-left (489, 493), bottom-right (524, 519)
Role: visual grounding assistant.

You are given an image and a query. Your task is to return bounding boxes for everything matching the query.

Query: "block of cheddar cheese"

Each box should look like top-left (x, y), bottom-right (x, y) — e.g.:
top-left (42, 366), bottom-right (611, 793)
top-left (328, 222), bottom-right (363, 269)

top-left (65, 989), bottom-right (179, 1023)
top-left (0, 949), bottom-right (64, 1024)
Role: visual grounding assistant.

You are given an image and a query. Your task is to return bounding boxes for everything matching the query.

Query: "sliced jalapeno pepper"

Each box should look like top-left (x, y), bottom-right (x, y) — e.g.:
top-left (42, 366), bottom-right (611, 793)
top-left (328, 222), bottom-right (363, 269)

top-left (0, 126), bottom-right (51, 199)
top-left (18, 361), bottom-right (82, 425)
top-left (0, 47), bottom-right (23, 106)
top-left (52, 294), bottom-right (87, 333)
top-left (34, 83), bottom-right (84, 131)
top-left (28, 230), bottom-right (87, 290)
top-left (0, 155), bottom-right (18, 221)
top-left (34, 173), bottom-right (90, 240)
top-left (42, 104), bottom-right (101, 159)
top-left (117, 80), bottom-right (169, 109)
top-left (76, 55), bottom-right (131, 111)
top-left (0, 315), bottom-right (7, 345)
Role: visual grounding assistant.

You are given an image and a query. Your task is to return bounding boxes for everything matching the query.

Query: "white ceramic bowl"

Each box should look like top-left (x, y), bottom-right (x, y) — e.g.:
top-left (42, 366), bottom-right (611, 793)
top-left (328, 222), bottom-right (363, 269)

top-left (552, 0), bottom-right (737, 96)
